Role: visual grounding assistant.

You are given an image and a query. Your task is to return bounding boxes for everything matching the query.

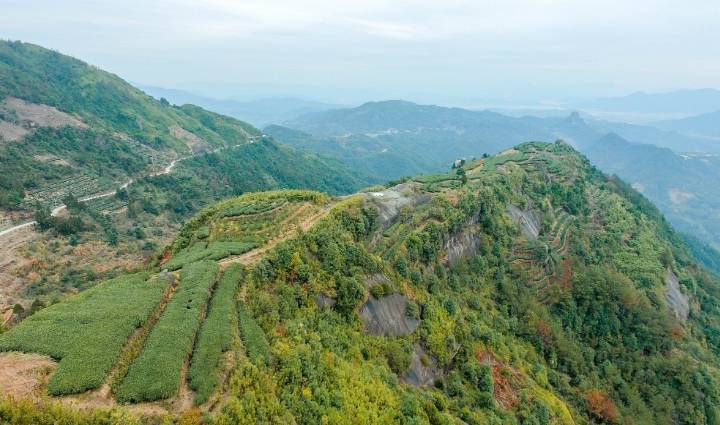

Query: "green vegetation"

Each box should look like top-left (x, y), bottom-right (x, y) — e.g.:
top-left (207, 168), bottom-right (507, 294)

top-left (211, 142), bottom-right (720, 424)
top-left (0, 40), bottom-right (368, 309)
top-left (4, 142), bottom-right (720, 425)
top-left (163, 190), bottom-right (328, 272)
top-left (0, 397), bottom-right (144, 425)
top-left (220, 198), bottom-right (287, 217)
top-left (237, 301), bottom-right (270, 365)
top-left (188, 264), bottom-right (244, 404)
top-left (273, 100), bottom-right (720, 270)
top-left (164, 241), bottom-right (257, 271)
top-left (0, 273), bottom-right (165, 395)
top-left (116, 261), bottom-right (218, 402)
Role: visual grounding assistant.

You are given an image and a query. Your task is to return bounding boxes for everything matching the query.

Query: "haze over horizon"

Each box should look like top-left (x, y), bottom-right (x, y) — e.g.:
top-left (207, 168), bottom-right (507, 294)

top-left (1, 0), bottom-right (719, 106)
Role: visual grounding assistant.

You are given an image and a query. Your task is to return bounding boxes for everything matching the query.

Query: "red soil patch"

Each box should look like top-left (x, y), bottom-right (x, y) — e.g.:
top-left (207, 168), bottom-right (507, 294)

top-left (550, 258), bottom-right (573, 289)
top-left (475, 348), bottom-right (521, 410)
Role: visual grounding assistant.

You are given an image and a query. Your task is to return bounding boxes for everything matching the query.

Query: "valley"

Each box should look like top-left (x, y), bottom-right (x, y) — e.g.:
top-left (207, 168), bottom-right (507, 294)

top-left (0, 24), bottom-right (719, 425)
top-left (0, 40), bottom-right (369, 318)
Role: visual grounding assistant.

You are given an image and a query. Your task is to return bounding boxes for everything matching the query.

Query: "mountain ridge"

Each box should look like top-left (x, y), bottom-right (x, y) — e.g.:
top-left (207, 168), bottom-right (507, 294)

top-left (0, 40), bottom-right (369, 314)
top-left (271, 99), bottom-right (720, 260)
top-left (2, 142), bottom-right (720, 424)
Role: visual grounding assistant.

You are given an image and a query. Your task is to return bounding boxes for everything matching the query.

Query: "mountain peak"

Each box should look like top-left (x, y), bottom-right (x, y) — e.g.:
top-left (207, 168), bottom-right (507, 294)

top-left (564, 111), bottom-right (585, 125)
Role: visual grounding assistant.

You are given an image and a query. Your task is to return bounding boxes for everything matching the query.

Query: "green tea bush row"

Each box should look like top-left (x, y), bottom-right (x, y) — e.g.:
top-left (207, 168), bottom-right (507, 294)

top-left (0, 273), bottom-right (165, 395)
top-left (220, 198), bottom-right (287, 217)
top-left (237, 301), bottom-right (269, 365)
top-left (164, 241), bottom-right (257, 270)
top-left (170, 190), bottom-right (327, 253)
top-left (116, 261), bottom-right (218, 402)
top-left (188, 264), bottom-right (245, 404)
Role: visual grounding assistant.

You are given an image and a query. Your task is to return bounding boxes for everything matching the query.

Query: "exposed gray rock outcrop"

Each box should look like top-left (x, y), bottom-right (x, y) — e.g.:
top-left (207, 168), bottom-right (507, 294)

top-left (364, 182), bottom-right (432, 229)
top-left (359, 293), bottom-right (419, 336)
top-left (402, 344), bottom-right (440, 387)
top-left (315, 295), bottom-right (336, 309)
top-left (444, 228), bottom-right (481, 264)
top-left (665, 268), bottom-right (689, 323)
top-left (506, 204), bottom-right (541, 240)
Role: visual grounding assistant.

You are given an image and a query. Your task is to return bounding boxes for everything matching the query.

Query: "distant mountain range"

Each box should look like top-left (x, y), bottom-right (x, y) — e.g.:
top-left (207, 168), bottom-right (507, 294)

top-left (269, 100), bottom-right (720, 258)
top-left (654, 110), bottom-right (720, 140)
top-left (574, 88), bottom-right (720, 122)
top-left (139, 85), bottom-right (343, 127)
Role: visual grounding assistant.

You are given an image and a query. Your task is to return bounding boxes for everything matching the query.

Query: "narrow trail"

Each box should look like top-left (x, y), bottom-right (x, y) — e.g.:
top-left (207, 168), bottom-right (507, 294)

top-left (0, 140), bottom-right (258, 241)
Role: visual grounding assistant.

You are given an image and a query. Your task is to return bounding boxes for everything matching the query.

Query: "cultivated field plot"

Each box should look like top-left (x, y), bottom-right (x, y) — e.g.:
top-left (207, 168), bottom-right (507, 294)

top-left (0, 190), bottom-right (330, 406)
top-left (84, 195), bottom-right (126, 214)
top-left (0, 273), bottom-right (167, 395)
top-left (188, 263), bottom-right (244, 404)
top-left (116, 261), bottom-right (218, 403)
top-left (23, 172), bottom-right (115, 209)
top-left (164, 190), bottom-right (328, 270)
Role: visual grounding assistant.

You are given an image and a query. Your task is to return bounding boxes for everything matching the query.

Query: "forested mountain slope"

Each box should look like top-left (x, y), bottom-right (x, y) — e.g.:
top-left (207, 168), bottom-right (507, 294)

top-left (2, 142), bottom-right (720, 424)
top-left (272, 100), bottom-right (720, 263)
top-left (0, 40), bottom-right (368, 314)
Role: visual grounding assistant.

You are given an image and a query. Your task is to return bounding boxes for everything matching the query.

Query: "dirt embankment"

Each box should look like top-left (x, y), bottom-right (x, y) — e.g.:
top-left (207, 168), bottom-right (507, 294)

top-left (0, 352), bottom-right (56, 400)
top-left (1, 97), bottom-right (88, 130)
top-left (0, 226), bottom-right (40, 313)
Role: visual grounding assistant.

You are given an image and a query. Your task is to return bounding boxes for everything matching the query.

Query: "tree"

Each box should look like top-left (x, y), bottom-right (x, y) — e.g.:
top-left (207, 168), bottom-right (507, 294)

top-left (586, 389), bottom-right (619, 423)
top-left (288, 251), bottom-right (303, 283)
top-left (335, 276), bottom-right (364, 319)
top-left (456, 168), bottom-right (467, 185)
top-left (33, 205), bottom-right (53, 231)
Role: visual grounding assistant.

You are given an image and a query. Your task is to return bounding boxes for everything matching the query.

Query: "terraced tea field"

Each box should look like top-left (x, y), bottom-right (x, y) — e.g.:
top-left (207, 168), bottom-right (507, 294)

top-left (84, 195), bottom-right (127, 214)
top-left (23, 172), bottom-right (116, 209)
top-left (0, 190), bottom-right (332, 408)
top-left (0, 272), bottom-right (168, 395)
top-left (509, 205), bottom-right (576, 300)
top-left (167, 190), bottom-right (330, 270)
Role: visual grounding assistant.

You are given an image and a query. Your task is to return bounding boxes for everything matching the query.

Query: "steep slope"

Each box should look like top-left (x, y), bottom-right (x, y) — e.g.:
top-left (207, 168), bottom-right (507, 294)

top-left (274, 100), bottom-right (720, 260)
top-left (0, 40), bottom-right (258, 210)
top-left (2, 142), bottom-right (720, 425)
top-left (583, 134), bottom-right (720, 253)
top-left (0, 40), bottom-right (368, 314)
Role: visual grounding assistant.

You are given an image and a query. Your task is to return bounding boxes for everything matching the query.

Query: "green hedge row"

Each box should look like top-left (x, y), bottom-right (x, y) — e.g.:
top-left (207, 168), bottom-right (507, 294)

top-left (116, 261), bottom-right (218, 402)
top-left (188, 264), bottom-right (244, 404)
top-left (237, 301), bottom-right (269, 365)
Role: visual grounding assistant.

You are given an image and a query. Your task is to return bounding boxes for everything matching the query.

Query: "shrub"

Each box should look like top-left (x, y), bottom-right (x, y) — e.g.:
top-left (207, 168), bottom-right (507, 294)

top-left (370, 284), bottom-right (386, 299)
top-left (335, 276), bottom-right (364, 319)
top-left (386, 339), bottom-right (413, 375)
top-left (237, 300), bottom-right (270, 365)
top-left (406, 301), bottom-right (421, 320)
top-left (0, 397), bottom-right (143, 425)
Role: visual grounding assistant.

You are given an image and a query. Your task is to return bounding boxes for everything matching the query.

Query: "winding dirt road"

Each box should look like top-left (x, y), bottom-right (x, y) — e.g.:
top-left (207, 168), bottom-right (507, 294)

top-left (0, 140), bottom-right (256, 240)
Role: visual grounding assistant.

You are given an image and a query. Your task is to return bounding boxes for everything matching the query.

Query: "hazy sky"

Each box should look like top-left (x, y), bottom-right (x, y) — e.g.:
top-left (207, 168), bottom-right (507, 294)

top-left (1, 0), bottom-right (719, 105)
